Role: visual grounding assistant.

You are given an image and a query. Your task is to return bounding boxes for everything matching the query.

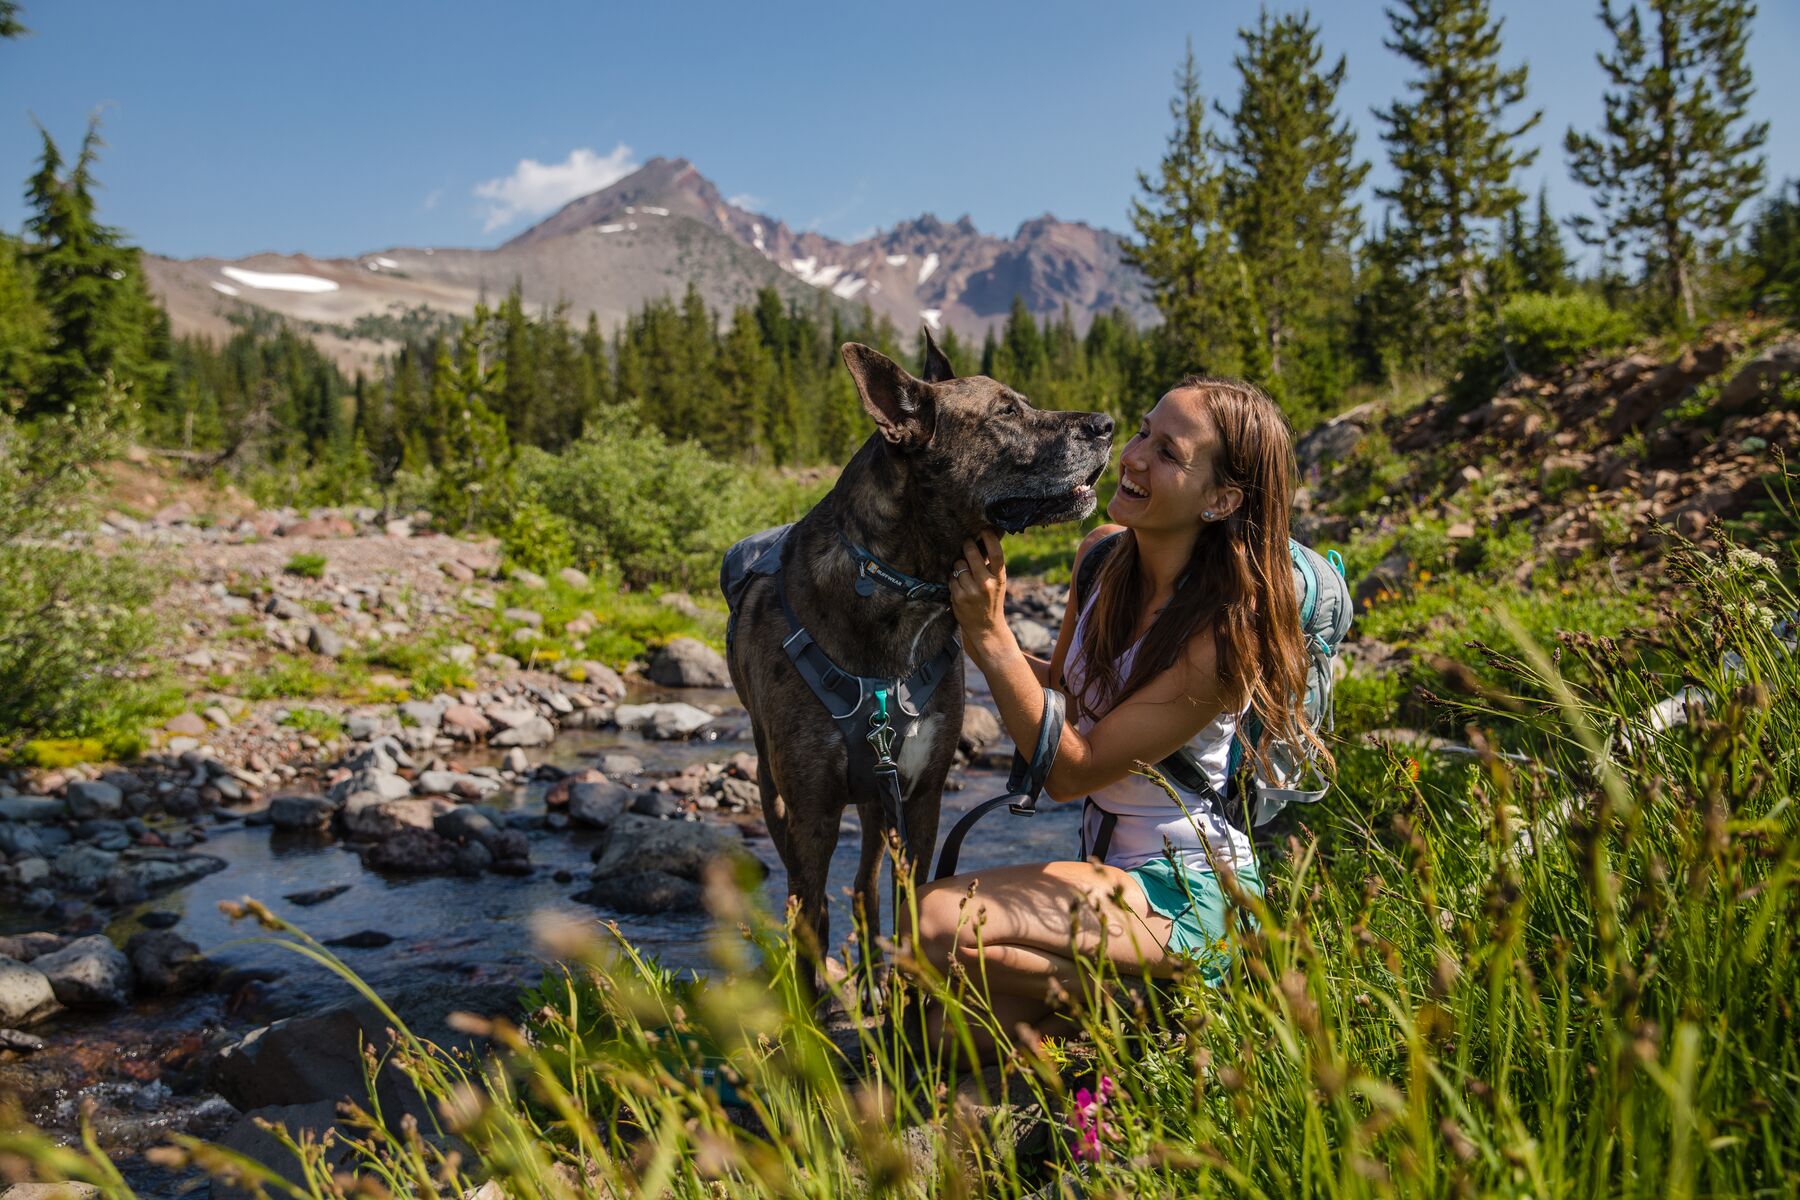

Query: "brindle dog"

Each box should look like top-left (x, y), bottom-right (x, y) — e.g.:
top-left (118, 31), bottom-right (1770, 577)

top-left (725, 333), bottom-right (1113, 957)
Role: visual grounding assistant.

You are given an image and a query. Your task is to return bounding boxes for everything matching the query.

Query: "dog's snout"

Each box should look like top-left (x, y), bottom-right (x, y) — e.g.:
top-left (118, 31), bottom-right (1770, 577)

top-left (1082, 413), bottom-right (1115, 441)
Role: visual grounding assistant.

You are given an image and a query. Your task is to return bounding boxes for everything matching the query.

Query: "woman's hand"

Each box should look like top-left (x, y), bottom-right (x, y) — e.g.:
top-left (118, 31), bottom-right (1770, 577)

top-left (949, 528), bottom-right (1014, 666)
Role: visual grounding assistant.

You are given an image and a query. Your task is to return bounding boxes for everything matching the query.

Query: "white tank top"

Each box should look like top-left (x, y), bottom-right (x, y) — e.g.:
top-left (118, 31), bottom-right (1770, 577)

top-left (1063, 590), bottom-right (1255, 874)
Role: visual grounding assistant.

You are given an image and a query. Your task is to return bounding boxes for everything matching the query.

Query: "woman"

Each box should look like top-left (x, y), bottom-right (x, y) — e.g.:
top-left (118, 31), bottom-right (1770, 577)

top-left (916, 375), bottom-right (1321, 1048)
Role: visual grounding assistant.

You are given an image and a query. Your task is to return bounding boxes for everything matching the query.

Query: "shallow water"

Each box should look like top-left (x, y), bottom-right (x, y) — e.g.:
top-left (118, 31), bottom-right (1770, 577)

top-left (42, 680), bottom-right (1083, 1022)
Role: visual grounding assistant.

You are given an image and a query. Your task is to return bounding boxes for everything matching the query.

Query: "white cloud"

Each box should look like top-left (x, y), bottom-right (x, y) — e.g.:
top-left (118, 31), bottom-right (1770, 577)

top-left (727, 192), bottom-right (764, 211)
top-left (423, 188), bottom-right (443, 211)
top-left (473, 143), bottom-right (639, 232)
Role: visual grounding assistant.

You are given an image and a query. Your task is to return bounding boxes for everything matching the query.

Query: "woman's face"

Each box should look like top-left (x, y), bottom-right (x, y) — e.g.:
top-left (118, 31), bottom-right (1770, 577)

top-left (1106, 388), bottom-right (1239, 532)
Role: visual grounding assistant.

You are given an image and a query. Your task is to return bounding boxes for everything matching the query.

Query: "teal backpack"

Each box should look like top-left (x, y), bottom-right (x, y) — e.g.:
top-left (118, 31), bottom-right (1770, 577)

top-left (1075, 533), bottom-right (1352, 827)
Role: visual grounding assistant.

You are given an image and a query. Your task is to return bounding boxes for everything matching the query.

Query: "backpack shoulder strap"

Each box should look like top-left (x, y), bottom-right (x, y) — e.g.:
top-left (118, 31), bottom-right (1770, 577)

top-left (1074, 530), bottom-right (1126, 610)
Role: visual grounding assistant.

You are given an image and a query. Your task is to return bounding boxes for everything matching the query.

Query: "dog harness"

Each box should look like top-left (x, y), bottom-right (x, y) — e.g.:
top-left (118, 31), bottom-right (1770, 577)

top-left (722, 524), bottom-right (959, 857)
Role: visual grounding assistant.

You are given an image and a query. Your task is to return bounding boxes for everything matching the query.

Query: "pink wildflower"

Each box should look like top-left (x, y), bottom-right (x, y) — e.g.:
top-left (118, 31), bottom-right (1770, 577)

top-left (1070, 1074), bottom-right (1118, 1162)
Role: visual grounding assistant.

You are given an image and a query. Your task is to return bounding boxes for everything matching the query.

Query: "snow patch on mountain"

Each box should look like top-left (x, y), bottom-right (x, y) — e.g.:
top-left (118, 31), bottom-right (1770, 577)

top-left (220, 266), bottom-right (338, 294)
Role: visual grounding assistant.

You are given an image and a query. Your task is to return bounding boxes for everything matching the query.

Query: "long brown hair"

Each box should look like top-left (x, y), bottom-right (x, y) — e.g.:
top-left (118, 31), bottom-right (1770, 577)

top-left (1070, 376), bottom-right (1325, 775)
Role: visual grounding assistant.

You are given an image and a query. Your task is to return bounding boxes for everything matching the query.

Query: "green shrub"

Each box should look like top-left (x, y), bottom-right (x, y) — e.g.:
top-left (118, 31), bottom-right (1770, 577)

top-left (1454, 291), bottom-right (1638, 405)
top-left (284, 552), bottom-right (327, 579)
top-left (0, 404), bottom-right (163, 756)
top-left (498, 499), bottom-right (576, 577)
top-left (516, 426), bottom-right (766, 588)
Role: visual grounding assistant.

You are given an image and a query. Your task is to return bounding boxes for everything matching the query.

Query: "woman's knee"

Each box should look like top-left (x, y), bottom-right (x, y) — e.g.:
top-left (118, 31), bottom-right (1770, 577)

top-left (913, 883), bottom-right (983, 970)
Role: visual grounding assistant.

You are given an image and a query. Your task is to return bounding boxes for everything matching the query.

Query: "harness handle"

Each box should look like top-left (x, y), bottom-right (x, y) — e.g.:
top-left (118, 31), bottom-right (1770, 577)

top-left (933, 688), bottom-right (1066, 880)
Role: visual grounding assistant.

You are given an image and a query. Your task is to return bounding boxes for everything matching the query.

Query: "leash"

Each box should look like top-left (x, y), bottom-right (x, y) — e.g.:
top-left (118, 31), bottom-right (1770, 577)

top-left (932, 688), bottom-right (1066, 880)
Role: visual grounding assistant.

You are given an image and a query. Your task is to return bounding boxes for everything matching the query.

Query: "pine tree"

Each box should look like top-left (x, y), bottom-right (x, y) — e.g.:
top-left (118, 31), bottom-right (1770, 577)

top-left (1218, 10), bottom-right (1367, 398)
top-left (0, 234), bottom-right (47, 401)
top-left (426, 308), bottom-right (513, 531)
top-left (1375, 0), bottom-right (1541, 365)
top-left (1, 2), bottom-right (26, 38)
top-left (1125, 43), bottom-right (1242, 377)
top-left (1521, 187), bottom-right (1574, 292)
top-left (1564, 0), bottom-right (1768, 325)
top-left (713, 308), bottom-right (772, 462)
top-left (22, 120), bottom-right (171, 417)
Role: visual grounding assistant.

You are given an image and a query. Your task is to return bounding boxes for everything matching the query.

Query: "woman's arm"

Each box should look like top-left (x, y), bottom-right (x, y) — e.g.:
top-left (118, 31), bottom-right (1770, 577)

top-left (951, 530), bottom-right (1227, 804)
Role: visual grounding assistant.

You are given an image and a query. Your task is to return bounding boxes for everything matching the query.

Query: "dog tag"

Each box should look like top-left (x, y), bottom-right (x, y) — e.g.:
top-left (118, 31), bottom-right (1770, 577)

top-left (854, 572), bottom-right (877, 597)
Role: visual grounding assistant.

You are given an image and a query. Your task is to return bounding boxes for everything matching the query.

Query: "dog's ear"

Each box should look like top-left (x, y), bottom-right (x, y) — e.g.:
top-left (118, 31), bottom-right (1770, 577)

top-left (920, 327), bottom-right (956, 383)
top-left (841, 343), bottom-right (936, 449)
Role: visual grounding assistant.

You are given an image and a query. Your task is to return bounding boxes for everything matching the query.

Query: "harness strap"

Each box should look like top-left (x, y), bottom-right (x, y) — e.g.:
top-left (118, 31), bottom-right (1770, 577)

top-left (1080, 800), bottom-right (1120, 863)
top-left (932, 689), bottom-right (1065, 880)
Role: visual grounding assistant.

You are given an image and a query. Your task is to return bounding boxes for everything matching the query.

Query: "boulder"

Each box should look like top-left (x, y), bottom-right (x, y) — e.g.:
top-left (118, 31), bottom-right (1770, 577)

top-left (268, 792), bottom-right (338, 831)
top-left (490, 716), bottom-right (555, 748)
top-left (0, 823), bottom-right (50, 858)
top-left (399, 699), bottom-right (445, 730)
top-left (64, 780), bottom-right (123, 819)
top-left (510, 568), bottom-right (547, 589)
top-left (558, 567), bottom-right (591, 589)
top-left (646, 637), bottom-right (732, 688)
top-left (162, 712), bottom-right (210, 738)
top-left (614, 702), bottom-right (716, 740)
top-left (0, 958), bottom-right (59, 1025)
top-left (332, 768), bottom-right (413, 803)
top-left (31, 935), bottom-right (134, 1008)
top-left (264, 594), bottom-right (305, 621)
top-left (1294, 403), bottom-right (1374, 471)
top-left (599, 752), bottom-right (645, 777)
top-left (441, 704), bottom-right (492, 740)
top-left (413, 769), bottom-right (499, 798)
top-left (577, 661), bottom-right (627, 699)
top-left (342, 795), bottom-right (449, 840)
top-left (1353, 550), bottom-right (1413, 611)
top-left (212, 1100), bottom-right (358, 1200)
top-left (1716, 335), bottom-right (1800, 413)
top-left (591, 814), bottom-right (764, 882)
top-left (568, 781), bottom-right (631, 829)
top-left (366, 828), bottom-right (458, 873)
top-left (501, 606), bottom-right (543, 627)
top-left (52, 844), bottom-right (119, 891)
top-left (576, 869), bottom-right (704, 914)
top-left (125, 930), bottom-right (212, 994)
top-left (109, 852), bottom-right (227, 894)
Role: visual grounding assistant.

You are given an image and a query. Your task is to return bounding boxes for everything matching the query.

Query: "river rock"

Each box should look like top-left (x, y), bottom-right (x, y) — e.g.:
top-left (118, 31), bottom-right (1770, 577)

top-left (414, 769), bottom-right (499, 798)
top-left (576, 869), bottom-right (704, 914)
top-left (52, 844), bottom-right (119, 891)
top-left (0, 1028), bottom-right (47, 1052)
top-left (342, 795), bottom-right (449, 840)
top-left (0, 795), bottom-right (64, 821)
top-left (125, 930), bottom-right (212, 994)
top-left (269, 792), bottom-right (338, 831)
top-left (0, 1183), bottom-right (100, 1200)
top-left (0, 823), bottom-right (50, 858)
top-left (959, 705), bottom-right (1001, 755)
top-left (598, 752), bottom-right (644, 777)
top-left (332, 769), bottom-right (413, 804)
top-left (1009, 618), bottom-right (1053, 655)
top-left (0, 933), bottom-right (67, 962)
top-left (0, 958), bottom-right (59, 1025)
top-left (501, 747), bottom-right (531, 774)
top-left (31, 935), bottom-right (134, 1008)
top-left (614, 702), bottom-right (716, 740)
top-left (590, 814), bottom-right (764, 881)
top-left (441, 705), bottom-right (492, 740)
top-left (111, 852), bottom-right (227, 894)
top-left (491, 716), bottom-right (555, 748)
top-left (366, 827), bottom-right (457, 873)
top-left (400, 699), bottom-right (445, 730)
top-left (569, 781), bottom-right (631, 829)
top-left (265, 594), bottom-right (305, 621)
top-left (576, 661), bottom-right (627, 699)
top-left (284, 884), bottom-right (351, 907)
top-left (630, 790), bottom-right (684, 818)
top-left (210, 1100), bottom-right (357, 1200)
top-left (646, 637), bottom-right (732, 688)
top-left (64, 780), bottom-right (123, 819)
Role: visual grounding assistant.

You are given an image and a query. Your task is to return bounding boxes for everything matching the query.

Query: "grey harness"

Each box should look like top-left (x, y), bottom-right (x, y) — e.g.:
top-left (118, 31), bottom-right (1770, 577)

top-left (721, 525), bottom-right (959, 857)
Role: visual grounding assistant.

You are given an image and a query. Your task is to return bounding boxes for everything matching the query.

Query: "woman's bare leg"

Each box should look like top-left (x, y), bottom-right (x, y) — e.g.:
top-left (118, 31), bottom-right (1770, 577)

top-left (909, 860), bottom-right (1173, 1060)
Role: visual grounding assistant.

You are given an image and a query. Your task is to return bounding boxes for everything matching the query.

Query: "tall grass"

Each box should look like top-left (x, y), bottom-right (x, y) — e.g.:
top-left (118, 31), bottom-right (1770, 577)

top-left (2, 537), bottom-right (1795, 1197)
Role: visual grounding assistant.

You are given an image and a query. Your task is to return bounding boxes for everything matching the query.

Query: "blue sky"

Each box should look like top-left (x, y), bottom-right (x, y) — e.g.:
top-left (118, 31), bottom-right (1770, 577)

top-left (1, 0), bottom-right (1794, 260)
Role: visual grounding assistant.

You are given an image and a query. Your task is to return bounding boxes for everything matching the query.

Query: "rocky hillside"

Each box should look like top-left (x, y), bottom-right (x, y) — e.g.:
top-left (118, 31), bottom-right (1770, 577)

top-left (143, 157), bottom-right (1153, 375)
top-left (1296, 323), bottom-right (1800, 573)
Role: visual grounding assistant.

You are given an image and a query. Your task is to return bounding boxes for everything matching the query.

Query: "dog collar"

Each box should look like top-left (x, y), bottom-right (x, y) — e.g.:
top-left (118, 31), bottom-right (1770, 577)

top-left (839, 531), bottom-right (951, 604)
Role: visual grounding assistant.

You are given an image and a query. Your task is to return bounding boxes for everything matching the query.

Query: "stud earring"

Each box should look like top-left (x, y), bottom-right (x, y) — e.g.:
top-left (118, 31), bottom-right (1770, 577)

top-left (1203, 510), bottom-right (1216, 520)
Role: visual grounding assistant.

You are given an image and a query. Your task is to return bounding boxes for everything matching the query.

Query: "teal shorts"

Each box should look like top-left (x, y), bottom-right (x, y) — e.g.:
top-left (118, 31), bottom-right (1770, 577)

top-left (1126, 856), bottom-right (1262, 983)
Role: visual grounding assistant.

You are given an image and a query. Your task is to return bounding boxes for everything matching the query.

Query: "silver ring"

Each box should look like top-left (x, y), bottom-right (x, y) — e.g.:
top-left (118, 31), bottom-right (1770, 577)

top-left (952, 564), bottom-right (969, 579)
